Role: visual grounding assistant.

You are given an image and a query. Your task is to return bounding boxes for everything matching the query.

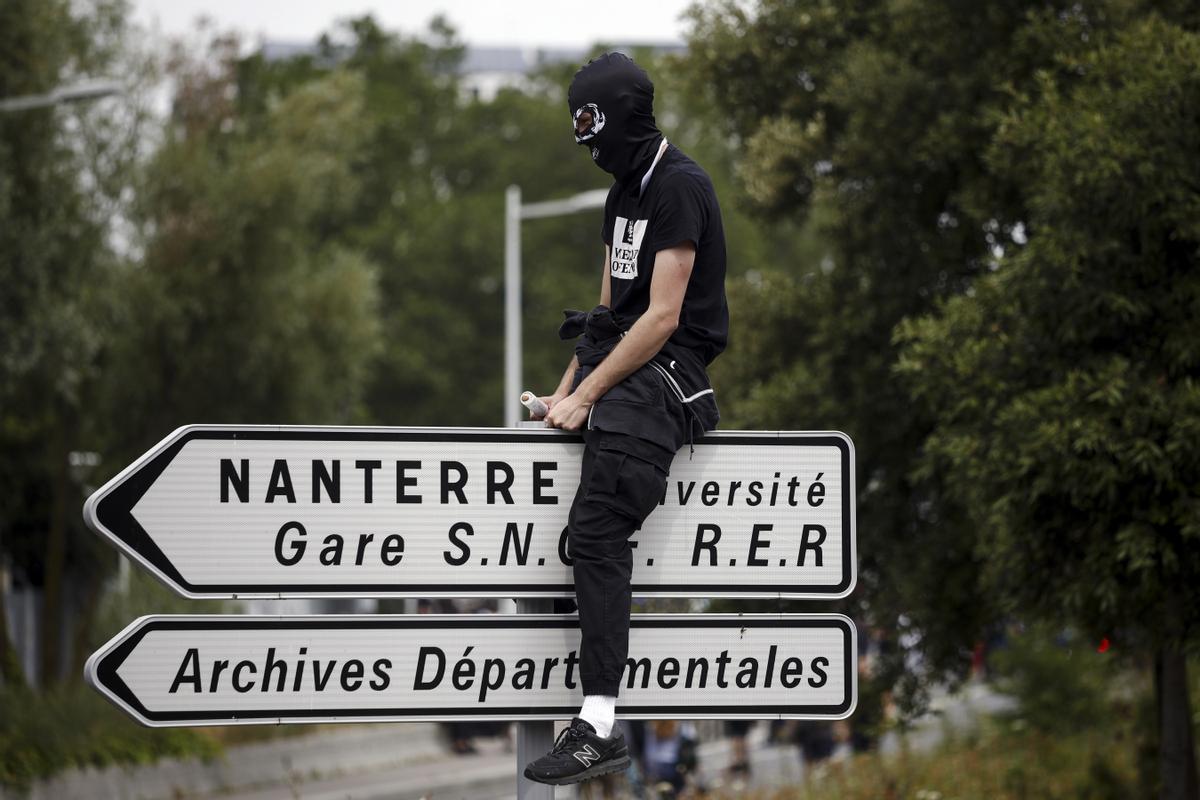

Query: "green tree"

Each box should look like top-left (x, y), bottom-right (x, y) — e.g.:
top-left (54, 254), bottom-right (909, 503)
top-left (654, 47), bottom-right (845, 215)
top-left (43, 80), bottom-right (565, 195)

top-left (229, 19), bottom-right (609, 427)
top-left (229, 24), bottom-right (787, 428)
top-left (107, 35), bottom-right (383, 440)
top-left (0, 0), bottom-right (150, 686)
top-left (685, 0), bottom-right (1042, 697)
top-left (897, 18), bottom-right (1200, 797)
top-left (686, 1), bottom-right (1200, 720)
top-left (0, 2), bottom-right (385, 689)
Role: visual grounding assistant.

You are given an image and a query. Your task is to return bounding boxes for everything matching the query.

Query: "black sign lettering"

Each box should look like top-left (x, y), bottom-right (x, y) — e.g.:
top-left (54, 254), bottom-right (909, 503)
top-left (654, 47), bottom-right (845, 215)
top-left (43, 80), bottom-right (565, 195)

top-left (313, 460), bottom-right (339, 503)
top-left (395, 461), bottom-right (421, 504)
top-left (693, 524), bottom-right (721, 566)
top-left (266, 460), bottom-right (296, 504)
top-left (220, 459), bottom-right (249, 503)
top-left (444, 522), bottom-right (472, 565)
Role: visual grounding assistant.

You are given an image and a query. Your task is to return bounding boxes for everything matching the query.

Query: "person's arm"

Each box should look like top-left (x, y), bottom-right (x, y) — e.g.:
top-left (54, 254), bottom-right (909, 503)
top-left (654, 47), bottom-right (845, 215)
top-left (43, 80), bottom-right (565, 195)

top-left (600, 244), bottom-right (612, 308)
top-left (545, 243), bottom-right (695, 431)
top-left (531, 246), bottom-right (612, 419)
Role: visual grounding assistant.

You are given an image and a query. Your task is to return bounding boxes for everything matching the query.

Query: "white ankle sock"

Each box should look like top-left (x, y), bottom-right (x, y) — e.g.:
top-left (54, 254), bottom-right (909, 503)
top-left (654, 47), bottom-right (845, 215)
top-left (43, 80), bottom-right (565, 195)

top-left (578, 695), bottom-right (616, 738)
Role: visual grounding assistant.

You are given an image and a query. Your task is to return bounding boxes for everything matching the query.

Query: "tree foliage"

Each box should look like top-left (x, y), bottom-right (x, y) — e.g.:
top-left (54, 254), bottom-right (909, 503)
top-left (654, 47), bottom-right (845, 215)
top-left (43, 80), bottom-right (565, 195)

top-left (892, 26), bottom-right (1200, 796)
top-left (228, 19), bottom-right (612, 427)
top-left (686, 1), bottom-right (1199, 790)
top-left (109, 39), bottom-right (383, 439)
top-left (686, 0), bottom-right (1200, 685)
top-left (896, 16), bottom-right (1200, 648)
top-left (686, 0), bottom-right (1065, 685)
top-left (0, 0), bottom-right (152, 685)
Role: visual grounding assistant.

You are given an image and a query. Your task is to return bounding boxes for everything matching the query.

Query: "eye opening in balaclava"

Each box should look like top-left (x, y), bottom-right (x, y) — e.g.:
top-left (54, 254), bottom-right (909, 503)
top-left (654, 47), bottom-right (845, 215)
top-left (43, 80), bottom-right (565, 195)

top-left (573, 103), bottom-right (605, 142)
top-left (567, 52), bottom-right (662, 185)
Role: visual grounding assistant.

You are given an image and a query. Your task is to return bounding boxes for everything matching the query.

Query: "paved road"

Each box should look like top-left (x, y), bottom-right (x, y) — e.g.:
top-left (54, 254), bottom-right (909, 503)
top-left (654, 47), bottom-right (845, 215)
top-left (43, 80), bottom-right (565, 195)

top-left (211, 684), bottom-right (1009, 799)
top-left (10, 684), bottom-right (1008, 800)
top-left (218, 725), bottom-right (805, 800)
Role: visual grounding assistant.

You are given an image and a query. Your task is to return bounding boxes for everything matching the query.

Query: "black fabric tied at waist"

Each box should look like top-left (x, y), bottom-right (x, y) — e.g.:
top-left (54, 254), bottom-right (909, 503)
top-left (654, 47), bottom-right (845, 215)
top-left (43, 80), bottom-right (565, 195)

top-left (558, 306), bottom-right (626, 366)
top-left (558, 305), bottom-right (719, 456)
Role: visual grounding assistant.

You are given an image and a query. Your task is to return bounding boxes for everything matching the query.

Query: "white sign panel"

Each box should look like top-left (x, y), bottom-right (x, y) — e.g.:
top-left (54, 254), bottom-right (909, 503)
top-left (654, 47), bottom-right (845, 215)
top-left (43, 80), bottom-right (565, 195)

top-left (85, 614), bottom-right (857, 727)
top-left (85, 426), bottom-right (855, 599)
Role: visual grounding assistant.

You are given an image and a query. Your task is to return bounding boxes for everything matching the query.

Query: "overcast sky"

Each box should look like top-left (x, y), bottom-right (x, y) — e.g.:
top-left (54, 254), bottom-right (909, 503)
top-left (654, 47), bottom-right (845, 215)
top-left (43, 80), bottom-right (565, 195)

top-left (132, 0), bottom-right (698, 48)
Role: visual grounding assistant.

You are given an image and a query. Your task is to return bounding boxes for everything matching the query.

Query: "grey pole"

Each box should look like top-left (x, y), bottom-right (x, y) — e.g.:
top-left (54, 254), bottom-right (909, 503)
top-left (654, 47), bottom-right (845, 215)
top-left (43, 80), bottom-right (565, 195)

top-left (500, 185), bottom-right (607, 795)
top-left (504, 185), bottom-right (523, 427)
top-left (515, 596), bottom-right (556, 800)
top-left (504, 186), bottom-right (607, 426)
top-left (513, 421), bottom-right (554, 798)
top-left (0, 79), bottom-right (121, 113)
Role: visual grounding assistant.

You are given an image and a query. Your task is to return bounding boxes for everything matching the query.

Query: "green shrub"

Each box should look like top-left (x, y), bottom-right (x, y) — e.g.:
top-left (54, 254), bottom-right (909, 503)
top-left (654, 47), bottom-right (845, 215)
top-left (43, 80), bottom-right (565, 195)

top-left (0, 682), bottom-right (219, 790)
top-left (988, 624), bottom-right (1118, 735)
top-left (752, 726), bottom-right (1142, 800)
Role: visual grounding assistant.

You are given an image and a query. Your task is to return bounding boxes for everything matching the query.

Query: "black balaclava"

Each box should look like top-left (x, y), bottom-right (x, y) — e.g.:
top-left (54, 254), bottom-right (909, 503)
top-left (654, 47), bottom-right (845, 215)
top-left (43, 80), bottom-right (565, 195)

top-left (567, 53), bottom-right (663, 186)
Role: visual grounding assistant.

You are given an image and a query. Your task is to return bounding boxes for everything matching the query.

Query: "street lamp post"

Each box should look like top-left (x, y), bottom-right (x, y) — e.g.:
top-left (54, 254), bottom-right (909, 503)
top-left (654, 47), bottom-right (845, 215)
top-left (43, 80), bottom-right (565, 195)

top-left (503, 184), bottom-right (609, 426)
top-left (504, 183), bottom-right (608, 800)
top-left (0, 79), bottom-right (121, 113)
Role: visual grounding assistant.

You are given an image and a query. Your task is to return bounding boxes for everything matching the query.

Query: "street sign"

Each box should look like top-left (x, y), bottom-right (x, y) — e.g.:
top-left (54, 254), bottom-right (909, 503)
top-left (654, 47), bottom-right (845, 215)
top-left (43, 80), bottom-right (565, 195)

top-left (85, 425), bottom-right (855, 599)
top-left (85, 614), bottom-right (857, 727)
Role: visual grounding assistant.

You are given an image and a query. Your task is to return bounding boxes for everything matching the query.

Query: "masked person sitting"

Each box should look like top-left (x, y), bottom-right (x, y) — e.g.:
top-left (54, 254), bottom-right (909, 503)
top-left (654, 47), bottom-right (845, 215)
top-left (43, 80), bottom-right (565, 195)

top-left (523, 52), bottom-right (728, 786)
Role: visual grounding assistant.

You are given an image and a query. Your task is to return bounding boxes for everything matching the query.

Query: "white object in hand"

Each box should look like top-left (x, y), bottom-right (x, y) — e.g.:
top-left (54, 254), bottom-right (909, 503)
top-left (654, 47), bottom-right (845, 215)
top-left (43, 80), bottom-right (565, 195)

top-left (520, 391), bottom-right (549, 418)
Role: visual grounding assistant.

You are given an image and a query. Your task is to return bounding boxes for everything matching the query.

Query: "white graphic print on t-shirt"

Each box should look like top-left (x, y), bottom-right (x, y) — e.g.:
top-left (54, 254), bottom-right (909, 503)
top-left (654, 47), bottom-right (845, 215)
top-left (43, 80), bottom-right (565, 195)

top-left (611, 216), bottom-right (648, 279)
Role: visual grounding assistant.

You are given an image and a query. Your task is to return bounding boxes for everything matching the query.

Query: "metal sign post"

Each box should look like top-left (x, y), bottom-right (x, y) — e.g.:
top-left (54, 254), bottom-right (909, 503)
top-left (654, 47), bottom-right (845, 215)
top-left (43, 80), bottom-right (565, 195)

top-left (515, 598), bottom-right (555, 800)
top-left (513, 420), bottom-right (555, 798)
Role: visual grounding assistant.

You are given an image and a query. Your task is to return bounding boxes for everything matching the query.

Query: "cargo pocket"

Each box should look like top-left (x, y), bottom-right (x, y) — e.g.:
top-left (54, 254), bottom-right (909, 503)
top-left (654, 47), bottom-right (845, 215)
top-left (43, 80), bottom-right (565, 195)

top-left (600, 364), bottom-right (664, 407)
top-left (584, 437), bottom-right (670, 526)
top-left (588, 365), bottom-right (684, 451)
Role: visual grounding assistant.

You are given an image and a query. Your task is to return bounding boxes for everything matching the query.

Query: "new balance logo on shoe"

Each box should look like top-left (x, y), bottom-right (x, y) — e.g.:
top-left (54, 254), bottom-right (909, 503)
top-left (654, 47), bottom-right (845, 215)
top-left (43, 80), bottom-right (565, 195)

top-left (573, 744), bottom-right (600, 767)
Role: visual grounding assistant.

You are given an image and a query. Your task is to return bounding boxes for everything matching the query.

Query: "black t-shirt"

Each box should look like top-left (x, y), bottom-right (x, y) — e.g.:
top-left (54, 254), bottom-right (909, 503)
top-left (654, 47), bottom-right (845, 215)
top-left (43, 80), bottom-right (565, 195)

top-left (602, 144), bottom-right (728, 366)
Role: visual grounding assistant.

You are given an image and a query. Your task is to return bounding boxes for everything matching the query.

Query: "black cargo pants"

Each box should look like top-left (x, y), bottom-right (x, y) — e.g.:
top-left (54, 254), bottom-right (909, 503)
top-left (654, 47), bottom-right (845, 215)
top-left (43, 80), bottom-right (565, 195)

top-left (569, 428), bottom-right (676, 697)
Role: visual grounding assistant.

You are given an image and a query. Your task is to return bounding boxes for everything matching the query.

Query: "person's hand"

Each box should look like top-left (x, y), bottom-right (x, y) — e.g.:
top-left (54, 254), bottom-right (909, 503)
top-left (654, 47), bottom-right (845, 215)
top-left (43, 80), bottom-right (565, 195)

top-left (531, 392), bottom-right (566, 421)
top-left (544, 392), bottom-right (592, 431)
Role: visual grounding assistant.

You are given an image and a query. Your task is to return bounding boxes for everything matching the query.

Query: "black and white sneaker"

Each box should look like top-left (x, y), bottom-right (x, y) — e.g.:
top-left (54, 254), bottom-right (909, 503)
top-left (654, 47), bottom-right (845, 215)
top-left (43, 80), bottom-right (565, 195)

top-left (523, 717), bottom-right (630, 785)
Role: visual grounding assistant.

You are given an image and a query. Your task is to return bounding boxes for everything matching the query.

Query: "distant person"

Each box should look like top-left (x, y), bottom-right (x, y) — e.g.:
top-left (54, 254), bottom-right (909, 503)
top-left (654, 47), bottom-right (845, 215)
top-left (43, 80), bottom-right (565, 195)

top-left (724, 719), bottom-right (754, 781)
top-left (522, 52), bottom-right (728, 786)
top-left (629, 720), bottom-right (698, 797)
top-left (793, 721), bottom-right (836, 765)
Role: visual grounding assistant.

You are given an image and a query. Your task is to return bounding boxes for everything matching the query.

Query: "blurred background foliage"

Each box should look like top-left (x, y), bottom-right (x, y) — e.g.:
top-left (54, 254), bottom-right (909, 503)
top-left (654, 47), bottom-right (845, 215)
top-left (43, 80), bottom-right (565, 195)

top-left (1, 0), bottom-right (1198, 794)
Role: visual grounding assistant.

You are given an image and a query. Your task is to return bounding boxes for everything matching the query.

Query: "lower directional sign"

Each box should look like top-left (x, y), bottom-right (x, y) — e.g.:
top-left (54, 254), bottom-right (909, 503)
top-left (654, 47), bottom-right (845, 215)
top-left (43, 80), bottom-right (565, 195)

top-left (86, 614), bottom-right (857, 726)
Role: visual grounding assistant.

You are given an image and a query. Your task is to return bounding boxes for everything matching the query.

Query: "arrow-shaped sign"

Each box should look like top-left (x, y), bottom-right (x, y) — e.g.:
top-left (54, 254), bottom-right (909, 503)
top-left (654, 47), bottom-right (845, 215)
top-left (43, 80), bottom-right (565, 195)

top-left (85, 613), bottom-right (857, 727)
top-left (85, 426), bottom-right (855, 599)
